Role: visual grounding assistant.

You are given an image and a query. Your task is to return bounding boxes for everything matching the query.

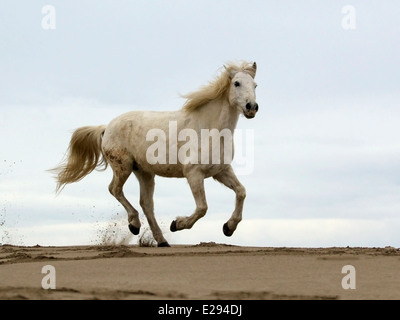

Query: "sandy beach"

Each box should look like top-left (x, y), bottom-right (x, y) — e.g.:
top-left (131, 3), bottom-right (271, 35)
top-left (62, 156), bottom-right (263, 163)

top-left (1, 243), bottom-right (399, 300)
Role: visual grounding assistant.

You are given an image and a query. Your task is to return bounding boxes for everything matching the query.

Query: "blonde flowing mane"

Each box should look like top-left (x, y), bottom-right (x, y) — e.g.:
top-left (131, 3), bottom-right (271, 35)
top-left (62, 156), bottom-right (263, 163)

top-left (182, 61), bottom-right (257, 112)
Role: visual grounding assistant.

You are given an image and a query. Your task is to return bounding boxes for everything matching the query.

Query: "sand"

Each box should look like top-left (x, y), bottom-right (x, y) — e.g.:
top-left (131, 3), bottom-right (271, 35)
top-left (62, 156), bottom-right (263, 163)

top-left (0, 243), bottom-right (399, 300)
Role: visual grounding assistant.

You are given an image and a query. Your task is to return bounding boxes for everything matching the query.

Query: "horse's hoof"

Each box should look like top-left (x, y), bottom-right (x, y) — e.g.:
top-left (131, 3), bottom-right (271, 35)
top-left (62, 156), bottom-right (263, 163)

top-left (158, 242), bottom-right (171, 247)
top-left (223, 222), bottom-right (233, 237)
top-left (170, 220), bottom-right (177, 232)
top-left (128, 224), bottom-right (140, 235)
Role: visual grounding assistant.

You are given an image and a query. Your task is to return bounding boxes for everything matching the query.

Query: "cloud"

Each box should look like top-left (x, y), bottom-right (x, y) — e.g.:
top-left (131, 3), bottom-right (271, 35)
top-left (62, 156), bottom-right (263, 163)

top-left (169, 218), bottom-right (400, 247)
top-left (2, 96), bottom-right (400, 246)
top-left (4, 218), bottom-right (399, 248)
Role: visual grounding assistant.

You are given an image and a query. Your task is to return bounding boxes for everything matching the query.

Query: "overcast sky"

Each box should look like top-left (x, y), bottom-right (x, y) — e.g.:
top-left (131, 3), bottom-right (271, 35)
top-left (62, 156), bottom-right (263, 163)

top-left (1, 1), bottom-right (400, 247)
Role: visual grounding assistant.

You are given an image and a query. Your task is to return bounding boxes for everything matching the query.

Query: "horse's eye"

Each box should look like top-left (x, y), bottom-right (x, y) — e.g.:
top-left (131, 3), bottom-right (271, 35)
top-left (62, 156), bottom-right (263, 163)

top-left (234, 81), bottom-right (240, 87)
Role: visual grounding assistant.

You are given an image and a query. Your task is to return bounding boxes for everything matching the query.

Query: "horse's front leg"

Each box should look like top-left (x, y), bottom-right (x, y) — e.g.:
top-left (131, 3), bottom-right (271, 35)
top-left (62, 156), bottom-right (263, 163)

top-left (213, 165), bottom-right (246, 237)
top-left (170, 170), bottom-right (208, 232)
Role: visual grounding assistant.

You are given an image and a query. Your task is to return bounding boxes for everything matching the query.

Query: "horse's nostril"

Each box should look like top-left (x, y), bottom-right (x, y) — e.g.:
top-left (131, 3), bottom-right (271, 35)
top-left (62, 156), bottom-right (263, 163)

top-left (255, 103), bottom-right (259, 112)
top-left (246, 103), bottom-right (252, 110)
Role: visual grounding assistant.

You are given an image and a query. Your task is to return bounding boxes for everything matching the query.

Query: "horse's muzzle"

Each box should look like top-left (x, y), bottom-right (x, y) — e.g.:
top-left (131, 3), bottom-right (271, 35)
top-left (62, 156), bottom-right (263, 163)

top-left (244, 102), bottom-right (258, 119)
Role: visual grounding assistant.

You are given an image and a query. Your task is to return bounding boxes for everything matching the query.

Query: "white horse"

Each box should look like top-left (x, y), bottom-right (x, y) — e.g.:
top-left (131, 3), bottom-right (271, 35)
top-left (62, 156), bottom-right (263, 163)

top-left (52, 61), bottom-right (259, 247)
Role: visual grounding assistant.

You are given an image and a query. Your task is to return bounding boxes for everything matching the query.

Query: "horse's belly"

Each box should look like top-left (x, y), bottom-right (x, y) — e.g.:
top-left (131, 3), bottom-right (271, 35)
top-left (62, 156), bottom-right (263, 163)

top-left (138, 162), bottom-right (185, 178)
top-left (201, 164), bottom-right (230, 178)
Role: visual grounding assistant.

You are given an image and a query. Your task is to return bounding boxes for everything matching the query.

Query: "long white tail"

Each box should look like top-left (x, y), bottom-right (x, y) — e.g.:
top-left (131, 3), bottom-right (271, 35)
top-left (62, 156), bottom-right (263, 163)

top-left (50, 125), bottom-right (107, 193)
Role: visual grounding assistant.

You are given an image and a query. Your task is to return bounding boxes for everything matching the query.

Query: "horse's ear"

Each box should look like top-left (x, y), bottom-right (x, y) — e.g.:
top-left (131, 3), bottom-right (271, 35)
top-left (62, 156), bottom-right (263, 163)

top-left (244, 61), bottom-right (257, 78)
top-left (251, 62), bottom-right (257, 77)
top-left (224, 65), bottom-right (237, 79)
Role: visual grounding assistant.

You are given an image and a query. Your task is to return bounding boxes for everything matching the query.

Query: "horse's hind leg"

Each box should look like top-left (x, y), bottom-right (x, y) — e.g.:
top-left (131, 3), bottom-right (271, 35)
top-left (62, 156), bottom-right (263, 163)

top-left (134, 170), bottom-right (170, 247)
top-left (213, 165), bottom-right (246, 237)
top-left (108, 162), bottom-right (141, 235)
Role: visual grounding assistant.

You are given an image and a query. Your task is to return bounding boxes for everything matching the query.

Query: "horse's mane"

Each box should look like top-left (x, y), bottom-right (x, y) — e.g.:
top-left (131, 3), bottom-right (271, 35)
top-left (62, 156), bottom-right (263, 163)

top-left (182, 61), bottom-right (256, 113)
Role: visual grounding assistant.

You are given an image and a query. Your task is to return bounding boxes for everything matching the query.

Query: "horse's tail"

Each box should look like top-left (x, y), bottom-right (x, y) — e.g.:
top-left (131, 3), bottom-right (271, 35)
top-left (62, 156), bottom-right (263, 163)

top-left (50, 125), bottom-right (108, 193)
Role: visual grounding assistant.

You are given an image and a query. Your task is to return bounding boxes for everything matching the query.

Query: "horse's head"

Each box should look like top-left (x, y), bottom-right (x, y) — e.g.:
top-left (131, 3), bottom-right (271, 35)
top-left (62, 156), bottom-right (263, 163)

top-left (228, 62), bottom-right (258, 119)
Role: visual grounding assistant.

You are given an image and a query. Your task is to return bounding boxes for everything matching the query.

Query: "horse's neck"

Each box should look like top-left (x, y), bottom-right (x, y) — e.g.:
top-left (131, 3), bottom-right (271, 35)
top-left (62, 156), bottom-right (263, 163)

top-left (196, 98), bottom-right (240, 132)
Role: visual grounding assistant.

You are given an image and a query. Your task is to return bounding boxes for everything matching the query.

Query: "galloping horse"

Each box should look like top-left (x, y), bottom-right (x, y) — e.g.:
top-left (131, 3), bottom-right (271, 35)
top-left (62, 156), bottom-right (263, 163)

top-left (52, 61), bottom-right (259, 247)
